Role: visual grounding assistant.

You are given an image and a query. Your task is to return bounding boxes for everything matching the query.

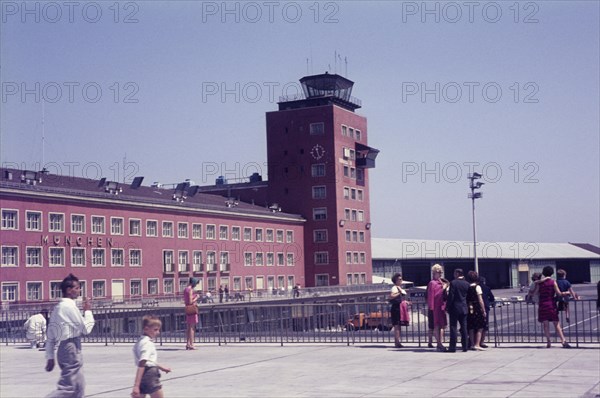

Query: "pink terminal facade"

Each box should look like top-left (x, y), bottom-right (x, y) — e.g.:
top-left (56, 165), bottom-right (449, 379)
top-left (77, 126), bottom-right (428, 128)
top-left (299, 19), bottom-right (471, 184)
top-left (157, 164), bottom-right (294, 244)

top-left (0, 73), bottom-right (379, 303)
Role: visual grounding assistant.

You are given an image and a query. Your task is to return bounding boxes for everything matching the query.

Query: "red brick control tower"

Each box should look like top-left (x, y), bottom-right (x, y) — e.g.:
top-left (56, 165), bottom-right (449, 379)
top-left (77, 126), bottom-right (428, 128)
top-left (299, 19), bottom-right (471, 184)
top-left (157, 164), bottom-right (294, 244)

top-left (266, 73), bottom-right (379, 287)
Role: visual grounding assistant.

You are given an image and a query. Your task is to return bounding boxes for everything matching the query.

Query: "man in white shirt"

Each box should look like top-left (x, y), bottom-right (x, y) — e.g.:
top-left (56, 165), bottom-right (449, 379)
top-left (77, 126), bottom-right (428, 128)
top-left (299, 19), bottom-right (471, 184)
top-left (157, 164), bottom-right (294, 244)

top-left (24, 309), bottom-right (48, 348)
top-left (45, 273), bottom-right (95, 398)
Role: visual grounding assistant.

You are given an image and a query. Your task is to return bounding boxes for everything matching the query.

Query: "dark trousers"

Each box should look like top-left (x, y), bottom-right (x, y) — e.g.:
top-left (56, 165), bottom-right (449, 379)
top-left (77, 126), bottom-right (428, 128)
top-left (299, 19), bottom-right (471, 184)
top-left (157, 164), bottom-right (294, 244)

top-left (448, 312), bottom-right (468, 351)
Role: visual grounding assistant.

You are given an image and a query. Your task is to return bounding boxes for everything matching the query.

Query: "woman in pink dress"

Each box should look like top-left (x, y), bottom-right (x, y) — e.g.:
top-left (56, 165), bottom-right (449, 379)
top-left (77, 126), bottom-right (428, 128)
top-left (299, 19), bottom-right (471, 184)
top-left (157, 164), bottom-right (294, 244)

top-left (184, 278), bottom-right (199, 350)
top-left (427, 264), bottom-right (449, 351)
top-left (535, 266), bottom-right (571, 348)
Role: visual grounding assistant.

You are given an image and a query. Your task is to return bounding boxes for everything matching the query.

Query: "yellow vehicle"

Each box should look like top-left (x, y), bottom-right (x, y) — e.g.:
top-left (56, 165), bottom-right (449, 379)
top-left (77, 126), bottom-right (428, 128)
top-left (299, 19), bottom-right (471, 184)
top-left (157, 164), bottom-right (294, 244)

top-left (347, 311), bottom-right (392, 331)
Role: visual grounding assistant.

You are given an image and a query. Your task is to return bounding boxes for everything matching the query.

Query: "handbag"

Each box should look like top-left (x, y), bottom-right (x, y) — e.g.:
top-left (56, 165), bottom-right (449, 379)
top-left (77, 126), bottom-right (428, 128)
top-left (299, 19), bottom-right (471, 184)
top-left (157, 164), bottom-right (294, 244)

top-left (185, 304), bottom-right (198, 316)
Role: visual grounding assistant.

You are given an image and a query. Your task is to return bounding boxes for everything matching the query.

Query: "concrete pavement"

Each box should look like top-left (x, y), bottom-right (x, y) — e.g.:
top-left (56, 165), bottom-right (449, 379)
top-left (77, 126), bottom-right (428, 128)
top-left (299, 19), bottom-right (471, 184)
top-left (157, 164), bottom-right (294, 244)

top-left (1, 342), bottom-right (598, 398)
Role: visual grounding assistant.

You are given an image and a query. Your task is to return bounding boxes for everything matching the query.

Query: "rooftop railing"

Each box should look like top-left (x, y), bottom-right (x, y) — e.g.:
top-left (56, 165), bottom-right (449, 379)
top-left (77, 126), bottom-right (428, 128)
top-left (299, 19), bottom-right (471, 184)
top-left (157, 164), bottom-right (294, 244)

top-left (278, 93), bottom-right (362, 108)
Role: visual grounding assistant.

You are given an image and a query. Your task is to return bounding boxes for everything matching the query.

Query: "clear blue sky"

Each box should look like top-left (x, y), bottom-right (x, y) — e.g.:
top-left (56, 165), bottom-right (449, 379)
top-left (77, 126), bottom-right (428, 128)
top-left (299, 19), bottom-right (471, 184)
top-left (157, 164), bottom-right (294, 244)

top-left (1, 1), bottom-right (598, 246)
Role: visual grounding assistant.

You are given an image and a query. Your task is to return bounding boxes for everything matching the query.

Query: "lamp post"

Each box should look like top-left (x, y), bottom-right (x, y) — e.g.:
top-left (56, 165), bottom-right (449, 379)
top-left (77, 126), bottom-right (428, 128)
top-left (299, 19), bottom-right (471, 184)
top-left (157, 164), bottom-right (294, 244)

top-left (468, 172), bottom-right (484, 274)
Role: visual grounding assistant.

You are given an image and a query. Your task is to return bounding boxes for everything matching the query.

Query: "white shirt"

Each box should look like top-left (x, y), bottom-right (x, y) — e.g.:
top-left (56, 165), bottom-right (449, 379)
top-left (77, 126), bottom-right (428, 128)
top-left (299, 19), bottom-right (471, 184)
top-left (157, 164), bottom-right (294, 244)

top-left (24, 313), bottom-right (46, 339)
top-left (470, 284), bottom-right (483, 295)
top-left (133, 335), bottom-right (157, 367)
top-left (45, 298), bottom-right (95, 360)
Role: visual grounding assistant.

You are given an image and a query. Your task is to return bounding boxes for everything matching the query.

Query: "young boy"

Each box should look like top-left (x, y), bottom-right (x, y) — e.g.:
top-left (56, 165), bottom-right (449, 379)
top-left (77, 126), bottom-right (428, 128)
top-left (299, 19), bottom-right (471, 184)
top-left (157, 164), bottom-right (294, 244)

top-left (132, 315), bottom-right (171, 398)
top-left (556, 269), bottom-right (579, 323)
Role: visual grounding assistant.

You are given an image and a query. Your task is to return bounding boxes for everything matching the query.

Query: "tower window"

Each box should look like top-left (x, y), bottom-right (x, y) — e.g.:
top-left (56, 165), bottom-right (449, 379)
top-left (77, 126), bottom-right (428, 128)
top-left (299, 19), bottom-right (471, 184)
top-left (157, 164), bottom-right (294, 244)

top-left (311, 164), bottom-right (326, 177)
top-left (314, 230), bottom-right (328, 243)
top-left (313, 208), bottom-right (327, 221)
top-left (310, 122), bottom-right (324, 135)
top-left (312, 186), bottom-right (326, 199)
top-left (314, 252), bottom-right (329, 265)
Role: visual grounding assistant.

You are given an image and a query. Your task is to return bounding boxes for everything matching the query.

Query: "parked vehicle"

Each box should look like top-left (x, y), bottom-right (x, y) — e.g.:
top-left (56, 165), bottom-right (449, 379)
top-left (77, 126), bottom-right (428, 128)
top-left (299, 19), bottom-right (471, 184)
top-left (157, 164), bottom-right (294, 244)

top-left (347, 311), bottom-right (392, 331)
top-left (495, 297), bottom-right (511, 307)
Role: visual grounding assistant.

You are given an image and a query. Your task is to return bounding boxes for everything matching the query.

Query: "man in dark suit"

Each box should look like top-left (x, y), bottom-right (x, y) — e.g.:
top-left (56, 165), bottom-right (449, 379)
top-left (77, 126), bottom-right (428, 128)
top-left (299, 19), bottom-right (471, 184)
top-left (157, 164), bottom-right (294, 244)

top-left (446, 268), bottom-right (470, 352)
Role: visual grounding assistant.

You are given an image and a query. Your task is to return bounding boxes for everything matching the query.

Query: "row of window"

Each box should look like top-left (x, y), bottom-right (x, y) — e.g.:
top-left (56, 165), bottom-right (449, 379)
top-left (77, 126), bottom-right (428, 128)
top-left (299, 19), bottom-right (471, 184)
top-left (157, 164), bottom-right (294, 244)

top-left (1, 274), bottom-right (298, 302)
top-left (342, 186), bottom-right (364, 201)
top-left (307, 122), bottom-right (364, 143)
top-left (313, 251), bottom-right (367, 265)
top-left (311, 229), bottom-right (366, 244)
top-left (1, 246), bottom-right (140, 267)
top-left (309, 163), bottom-right (364, 181)
top-left (1, 209), bottom-right (295, 243)
top-left (310, 185), bottom-right (365, 201)
top-left (341, 124), bottom-right (362, 141)
top-left (311, 207), bottom-right (366, 223)
top-left (0, 246), bottom-right (298, 268)
top-left (345, 252), bottom-right (368, 264)
top-left (346, 273), bottom-right (367, 285)
top-left (310, 163), bottom-right (364, 182)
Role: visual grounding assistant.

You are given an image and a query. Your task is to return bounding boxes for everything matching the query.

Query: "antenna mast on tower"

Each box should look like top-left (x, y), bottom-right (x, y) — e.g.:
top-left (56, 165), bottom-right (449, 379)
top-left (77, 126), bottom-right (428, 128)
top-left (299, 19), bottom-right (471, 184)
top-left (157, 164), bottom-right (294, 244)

top-left (41, 102), bottom-right (45, 169)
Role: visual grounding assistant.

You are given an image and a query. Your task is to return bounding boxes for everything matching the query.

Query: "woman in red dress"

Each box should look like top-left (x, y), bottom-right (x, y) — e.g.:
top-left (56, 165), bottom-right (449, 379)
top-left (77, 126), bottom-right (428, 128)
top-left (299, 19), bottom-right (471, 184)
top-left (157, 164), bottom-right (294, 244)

top-left (184, 278), bottom-right (199, 350)
top-left (535, 266), bottom-right (571, 348)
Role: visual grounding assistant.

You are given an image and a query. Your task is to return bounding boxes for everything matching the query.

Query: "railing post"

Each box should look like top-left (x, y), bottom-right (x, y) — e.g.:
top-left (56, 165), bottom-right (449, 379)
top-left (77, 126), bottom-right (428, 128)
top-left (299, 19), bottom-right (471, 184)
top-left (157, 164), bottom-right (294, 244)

top-left (280, 306), bottom-right (284, 347)
top-left (492, 304), bottom-right (498, 347)
top-left (574, 300), bottom-right (579, 348)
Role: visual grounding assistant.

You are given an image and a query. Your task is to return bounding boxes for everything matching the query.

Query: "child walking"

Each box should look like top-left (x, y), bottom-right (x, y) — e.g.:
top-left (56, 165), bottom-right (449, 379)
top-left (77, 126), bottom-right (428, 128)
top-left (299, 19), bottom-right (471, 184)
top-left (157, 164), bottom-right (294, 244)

top-left (132, 315), bottom-right (172, 398)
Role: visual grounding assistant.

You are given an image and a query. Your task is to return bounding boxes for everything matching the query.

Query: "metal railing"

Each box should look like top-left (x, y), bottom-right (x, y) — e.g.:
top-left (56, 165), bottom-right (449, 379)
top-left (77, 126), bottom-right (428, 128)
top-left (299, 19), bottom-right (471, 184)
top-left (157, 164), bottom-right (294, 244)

top-left (0, 283), bottom-right (392, 312)
top-left (2, 299), bottom-right (598, 347)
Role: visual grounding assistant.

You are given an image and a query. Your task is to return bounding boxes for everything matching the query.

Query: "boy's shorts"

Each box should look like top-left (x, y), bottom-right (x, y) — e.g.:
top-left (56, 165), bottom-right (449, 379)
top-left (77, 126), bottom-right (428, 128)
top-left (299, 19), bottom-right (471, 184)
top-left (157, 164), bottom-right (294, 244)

top-left (140, 366), bottom-right (162, 395)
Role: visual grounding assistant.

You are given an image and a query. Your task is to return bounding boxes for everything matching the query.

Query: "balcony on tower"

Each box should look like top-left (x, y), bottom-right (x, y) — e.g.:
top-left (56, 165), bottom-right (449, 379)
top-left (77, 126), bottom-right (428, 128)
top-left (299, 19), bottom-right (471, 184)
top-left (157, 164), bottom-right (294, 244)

top-left (279, 73), bottom-right (362, 111)
top-left (355, 142), bottom-right (380, 169)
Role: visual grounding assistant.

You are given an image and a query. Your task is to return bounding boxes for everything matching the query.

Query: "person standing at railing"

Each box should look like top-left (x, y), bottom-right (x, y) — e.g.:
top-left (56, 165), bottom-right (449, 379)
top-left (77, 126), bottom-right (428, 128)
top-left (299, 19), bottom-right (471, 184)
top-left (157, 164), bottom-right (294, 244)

top-left (537, 266), bottom-right (571, 348)
top-left (446, 268), bottom-right (470, 353)
top-left (45, 273), bottom-right (95, 398)
top-left (184, 278), bottom-right (199, 351)
top-left (426, 264), bottom-right (448, 352)
top-left (389, 273), bottom-right (405, 348)
top-left (466, 271), bottom-right (487, 351)
top-left (479, 277), bottom-right (495, 349)
top-left (218, 286), bottom-right (224, 304)
top-left (526, 273), bottom-right (542, 304)
top-left (293, 284), bottom-right (301, 298)
top-left (556, 269), bottom-right (579, 323)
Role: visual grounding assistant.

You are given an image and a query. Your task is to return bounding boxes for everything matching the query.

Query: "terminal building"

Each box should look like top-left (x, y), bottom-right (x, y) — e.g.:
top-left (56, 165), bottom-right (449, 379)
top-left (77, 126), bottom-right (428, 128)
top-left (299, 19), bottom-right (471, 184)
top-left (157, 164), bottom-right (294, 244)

top-left (372, 238), bottom-right (600, 289)
top-left (0, 73), bottom-right (379, 303)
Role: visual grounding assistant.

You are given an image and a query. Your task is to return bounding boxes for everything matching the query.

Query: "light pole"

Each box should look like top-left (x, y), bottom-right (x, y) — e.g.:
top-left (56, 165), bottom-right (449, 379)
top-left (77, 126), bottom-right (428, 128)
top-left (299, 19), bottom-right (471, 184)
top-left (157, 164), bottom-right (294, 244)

top-left (468, 172), bottom-right (484, 274)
